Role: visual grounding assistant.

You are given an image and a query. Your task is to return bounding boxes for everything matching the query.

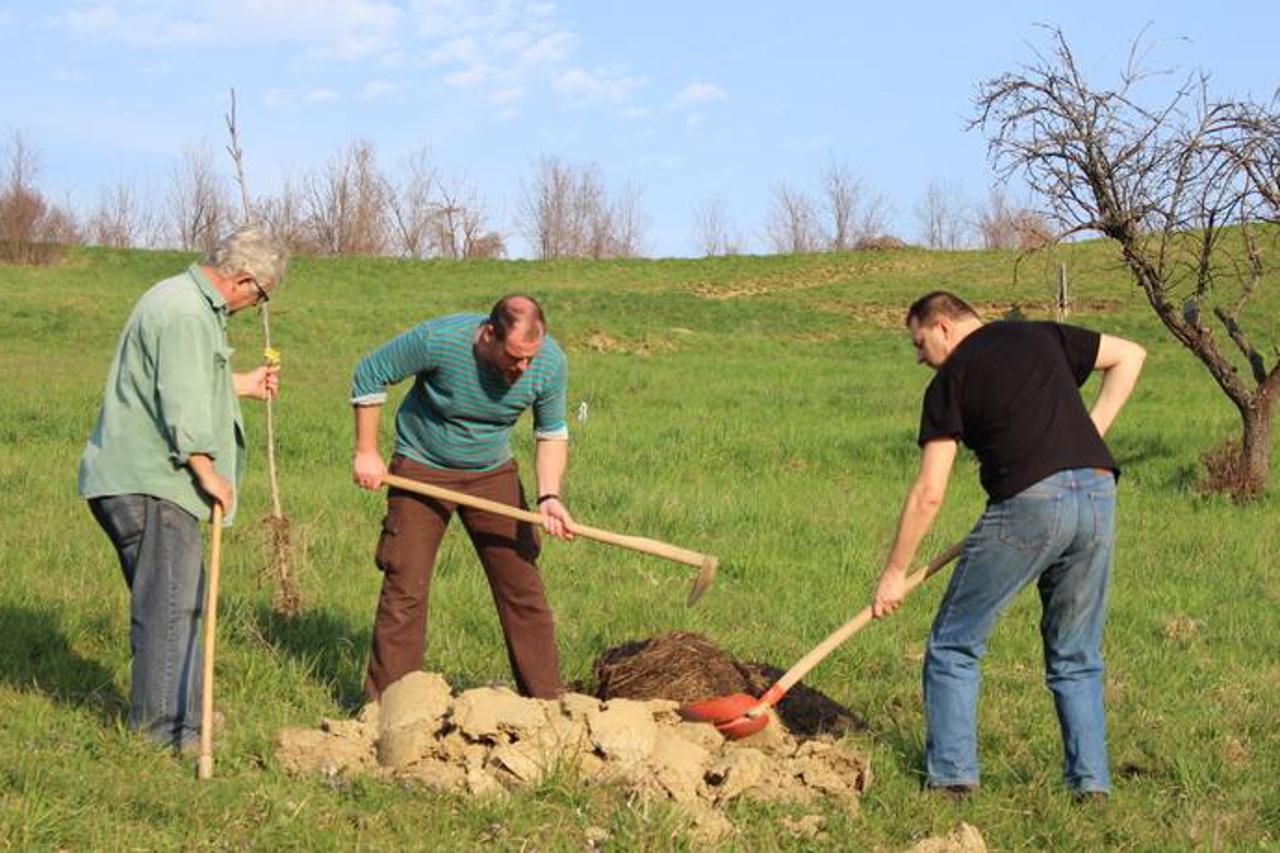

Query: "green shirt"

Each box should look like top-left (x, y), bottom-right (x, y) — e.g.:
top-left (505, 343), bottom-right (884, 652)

top-left (79, 265), bottom-right (246, 523)
top-left (350, 313), bottom-right (568, 471)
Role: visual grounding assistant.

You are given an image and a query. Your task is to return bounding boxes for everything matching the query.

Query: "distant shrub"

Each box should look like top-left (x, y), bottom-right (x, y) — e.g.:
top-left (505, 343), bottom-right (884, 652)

top-left (853, 235), bottom-right (908, 251)
top-left (1, 132), bottom-right (79, 266)
top-left (1201, 439), bottom-right (1264, 501)
top-left (0, 184), bottom-right (78, 265)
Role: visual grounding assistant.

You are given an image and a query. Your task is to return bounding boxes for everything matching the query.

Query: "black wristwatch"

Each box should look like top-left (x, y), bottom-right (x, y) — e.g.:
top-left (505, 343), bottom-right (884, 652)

top-left (537, 494), bottom-right (560, 505)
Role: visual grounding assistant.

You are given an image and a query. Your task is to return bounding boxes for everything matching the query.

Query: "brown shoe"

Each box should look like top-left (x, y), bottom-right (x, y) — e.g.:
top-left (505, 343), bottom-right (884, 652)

top-left (926, 783), bottom-right (978, 801)
top-left (1074, 790), bottom-right (1108, 804)
top-left (177, 711), bottom-right (226, 755)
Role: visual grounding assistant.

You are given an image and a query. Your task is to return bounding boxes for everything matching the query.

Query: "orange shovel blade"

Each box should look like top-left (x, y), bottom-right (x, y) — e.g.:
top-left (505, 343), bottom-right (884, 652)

top-left (679, 692), bottom-right (758, 723)
top-left (678, 692), bottom-right (771, 738)
top-left (715, 711), bottom-right (770, 739)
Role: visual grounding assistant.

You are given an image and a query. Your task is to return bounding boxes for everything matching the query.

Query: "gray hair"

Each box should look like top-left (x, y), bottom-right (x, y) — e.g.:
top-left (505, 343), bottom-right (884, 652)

top-left (206, 223), bottom-right (289, 290)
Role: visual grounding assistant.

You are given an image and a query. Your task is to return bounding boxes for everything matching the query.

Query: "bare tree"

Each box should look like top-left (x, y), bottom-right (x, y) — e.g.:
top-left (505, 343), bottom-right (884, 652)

top-left (691, 196), bottom-right (727, 257)
top-left (257, 176), bottom-right (313, 254)
top-left (820, 160), bottom-right (889, 251)
top-left (86, 180), bottom-right (155, 248)
top-left (975, 26), bottom-right (1280, 495)
top-left (765, 183), bottom-right (822, 254)
top-left (303, 139), bottom-right (390, 255)
top-left (0, 131), bottom-right (78, 264)
top-left (432, 174), bottom-right (501, 259)
top-left (823, 162), bottom-right (858, 251)
top-left (166, 143), bottom-right (227, 254)
top-left (606, 182), bottom-right (646, 258)
top-left (518, 156), bottom-right (645, 259)
top-left (977, 186), bottom-right (1052, 250)
top-left (915, 179), bottom-right (972, 249)
top-left (386, 146), bottom-right (438, 259)
top-left (519, 155), bottom-right (575, 259)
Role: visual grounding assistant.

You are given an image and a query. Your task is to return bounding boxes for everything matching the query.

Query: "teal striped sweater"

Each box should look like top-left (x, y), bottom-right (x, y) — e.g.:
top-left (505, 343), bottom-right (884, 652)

top-left (351, 313), bottom-right (568, 471)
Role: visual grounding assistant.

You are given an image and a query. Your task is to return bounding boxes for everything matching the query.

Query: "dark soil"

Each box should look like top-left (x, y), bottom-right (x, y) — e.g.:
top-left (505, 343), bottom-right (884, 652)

top-left (591, 632), bottom-right (863, 737)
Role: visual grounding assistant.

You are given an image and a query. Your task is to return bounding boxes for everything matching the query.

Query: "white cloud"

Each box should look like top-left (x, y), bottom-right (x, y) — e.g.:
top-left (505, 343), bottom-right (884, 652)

top-left (51, 67), bottom-right (86, 83)
top-left (264, 88), bottom-right (295, 108)
top-left (444, 63), bottom-right (493, 89)
top-left (266, 87), bottom-right (335, 107)
top-left (409, 0), bottom-right (580, 103)
top-left (671, 81), bottom-right (726, 108)
top-left (53, 1), bottom-right (644, 116)
top-left (359, 79), bottom-right (399, 100)
top-left (518, 30), bottom-right (574, 64)
top-left (58, 0), bottom-right (401, 57)
top-left (489, 86), bottom-right (525, 105)
top-left (427, 36), bottom-right (477, 65)
top-left (553, 67), bottom-right (646, 106)
top-left (63, 3), bottom-right (214, 48)
top-left (783, 134), bottom-right (837, 152)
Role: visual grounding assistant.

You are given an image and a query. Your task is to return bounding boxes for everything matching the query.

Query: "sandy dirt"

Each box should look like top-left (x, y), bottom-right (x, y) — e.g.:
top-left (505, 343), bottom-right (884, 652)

top-left (276, 670), bottom-right (871, 841)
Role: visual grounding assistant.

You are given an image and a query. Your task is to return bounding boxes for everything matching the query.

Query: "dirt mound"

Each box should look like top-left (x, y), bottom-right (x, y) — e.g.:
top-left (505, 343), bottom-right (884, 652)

top-left (907, 822), bottom-right (988, 852)
top-left (591, 632), bottom-right (863, 737)
top-left (276, 670), bottom-right (871, 842)
top-left (592, 632), bottom-right (749, 703)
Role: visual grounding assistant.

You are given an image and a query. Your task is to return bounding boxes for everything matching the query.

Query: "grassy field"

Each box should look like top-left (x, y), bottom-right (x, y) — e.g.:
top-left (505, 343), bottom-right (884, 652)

top-left (1, 242), bottom-right (1278, 850)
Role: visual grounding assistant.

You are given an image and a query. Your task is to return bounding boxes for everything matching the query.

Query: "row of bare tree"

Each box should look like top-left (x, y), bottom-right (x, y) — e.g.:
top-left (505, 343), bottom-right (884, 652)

top-left (693, 162), bottom-right (1051, 258)
top-left (915, 182), bottom-right (1052, 251)
top-left (4, 129), bottom-right (1057, 265)
top-left (1, 133), bottom-right (508, 262)
top-left (0, 134), bottom-right (78, 264)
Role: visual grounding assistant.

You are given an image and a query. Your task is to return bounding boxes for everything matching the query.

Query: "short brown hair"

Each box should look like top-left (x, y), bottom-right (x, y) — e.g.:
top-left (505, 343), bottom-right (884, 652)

top-left (488, 293), bottom-right (546, 342)
top-left (906, 290), bottom-right (979, 327)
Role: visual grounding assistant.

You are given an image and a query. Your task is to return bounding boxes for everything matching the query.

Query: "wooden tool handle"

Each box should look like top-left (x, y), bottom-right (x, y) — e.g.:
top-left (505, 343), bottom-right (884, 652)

top-left (752, 540), bottom-right (965, 713)
top-left (381, 473), bottom-right (713, 569)
top-left (197, 502), bottom-right (224, 780)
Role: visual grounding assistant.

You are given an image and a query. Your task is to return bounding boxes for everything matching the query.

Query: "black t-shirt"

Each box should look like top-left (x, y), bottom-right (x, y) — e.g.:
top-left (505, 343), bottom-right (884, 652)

top-left (917, 321), bottom-right (1118, 502)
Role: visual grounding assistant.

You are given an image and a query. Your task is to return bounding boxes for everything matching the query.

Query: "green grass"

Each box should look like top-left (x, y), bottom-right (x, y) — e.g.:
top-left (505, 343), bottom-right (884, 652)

top-left (1, 242), bottom-right (1278, 849)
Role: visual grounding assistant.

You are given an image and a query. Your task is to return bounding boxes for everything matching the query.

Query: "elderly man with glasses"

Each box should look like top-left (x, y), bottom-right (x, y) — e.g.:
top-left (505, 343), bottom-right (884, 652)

top-left (79, 223), bottom-right (288, 753)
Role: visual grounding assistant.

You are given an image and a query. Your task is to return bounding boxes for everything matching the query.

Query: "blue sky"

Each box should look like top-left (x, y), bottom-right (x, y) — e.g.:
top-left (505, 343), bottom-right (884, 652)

top-left (1, 1), bottom-right (1276, 257)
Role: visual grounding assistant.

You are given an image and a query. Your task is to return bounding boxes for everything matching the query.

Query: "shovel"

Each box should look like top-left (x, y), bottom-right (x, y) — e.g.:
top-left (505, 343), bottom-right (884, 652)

top-left (197, 503), bottom-right (224, 780)
top-left (679, 540), bottom-right (964, 738)
top-left (380, 473), bottom-right (719, 606)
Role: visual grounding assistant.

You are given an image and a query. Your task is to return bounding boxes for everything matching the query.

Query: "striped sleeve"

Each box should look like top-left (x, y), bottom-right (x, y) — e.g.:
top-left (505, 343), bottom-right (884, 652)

top-left (532, 346), bottom-right (568, 440)
top-left (350, 322), bottom-right (434, 405)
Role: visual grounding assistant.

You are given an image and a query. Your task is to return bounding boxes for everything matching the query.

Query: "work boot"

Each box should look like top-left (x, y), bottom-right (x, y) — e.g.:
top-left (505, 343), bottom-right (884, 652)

top-left (177, 711), bottom-right (226, 755)
top-left (925, 783), bottom-right (978, 801)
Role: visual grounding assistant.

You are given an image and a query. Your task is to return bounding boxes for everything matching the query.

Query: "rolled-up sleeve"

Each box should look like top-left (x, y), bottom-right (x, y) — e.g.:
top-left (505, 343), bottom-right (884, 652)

top-left (351, 323), bottom-right (434, 405)
top-left (155, 313), bottom-right (219, 465)
top-left (532, 354), bottom-right (569, 440)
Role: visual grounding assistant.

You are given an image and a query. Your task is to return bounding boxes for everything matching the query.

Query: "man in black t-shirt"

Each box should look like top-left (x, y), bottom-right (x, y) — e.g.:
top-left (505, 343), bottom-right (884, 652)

top-left (871, 290), bottom-right (1146, 799)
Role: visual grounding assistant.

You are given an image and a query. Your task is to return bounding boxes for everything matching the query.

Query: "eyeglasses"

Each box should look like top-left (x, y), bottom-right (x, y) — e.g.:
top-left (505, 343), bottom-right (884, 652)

top-left (248, 277), bottom-right (270, 304)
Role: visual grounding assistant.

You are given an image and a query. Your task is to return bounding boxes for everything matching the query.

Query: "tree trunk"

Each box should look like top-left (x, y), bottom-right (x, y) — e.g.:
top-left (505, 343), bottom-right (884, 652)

top-left (1239, 392), bottom-right (1277, 493)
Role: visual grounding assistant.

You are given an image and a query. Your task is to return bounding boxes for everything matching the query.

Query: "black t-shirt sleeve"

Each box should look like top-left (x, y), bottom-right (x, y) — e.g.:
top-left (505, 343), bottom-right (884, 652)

top-left (918, 369), bottom-right (963, 446)
top-left (1046, 322), bottom-right (1101, 386)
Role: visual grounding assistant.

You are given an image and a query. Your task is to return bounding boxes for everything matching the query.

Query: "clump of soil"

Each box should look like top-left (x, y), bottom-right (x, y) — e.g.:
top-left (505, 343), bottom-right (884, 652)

top-left (590, 632), bottom-right (863, 737)
top-left (261, 513), bottom-right (304, 617)
top-left (277, 668), bottom-right (871, 842)
top-left (591, 632), bottom-right (747, 704)
top-left (907, 822), bottom-right (988, 853)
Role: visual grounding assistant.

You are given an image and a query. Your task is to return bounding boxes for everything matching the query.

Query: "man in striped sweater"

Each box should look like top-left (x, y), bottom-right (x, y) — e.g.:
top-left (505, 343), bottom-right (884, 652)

top-left (350, 294), bottom-right (574, 699)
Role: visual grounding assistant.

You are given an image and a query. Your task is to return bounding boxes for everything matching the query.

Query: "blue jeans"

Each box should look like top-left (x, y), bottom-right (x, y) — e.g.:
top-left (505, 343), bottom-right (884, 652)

top-left (924, 468), bottom-right (1116, 793)
top-left (89, 494), bottom-right (206, 750)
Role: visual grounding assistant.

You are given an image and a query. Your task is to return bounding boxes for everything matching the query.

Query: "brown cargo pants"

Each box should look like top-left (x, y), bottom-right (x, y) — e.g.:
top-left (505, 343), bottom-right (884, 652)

top-left (364, 454), bottom-right (564, 700)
